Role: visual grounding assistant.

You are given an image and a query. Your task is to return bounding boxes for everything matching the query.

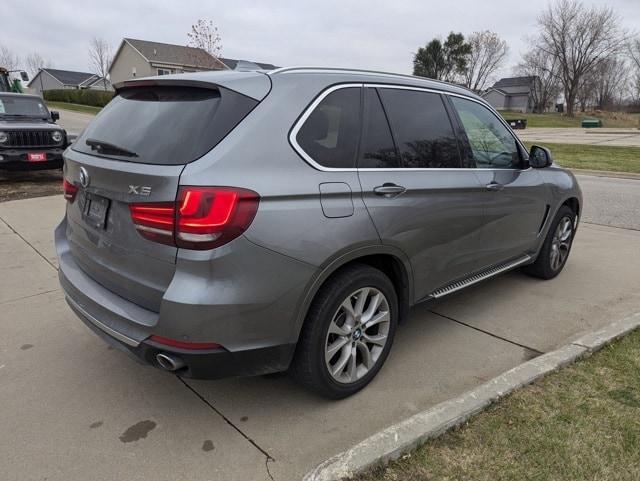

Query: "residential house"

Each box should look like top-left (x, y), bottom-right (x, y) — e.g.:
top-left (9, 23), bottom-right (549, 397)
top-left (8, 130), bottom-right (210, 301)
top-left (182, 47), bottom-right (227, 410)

top-left (481, 76), bottom-right (540, 113)
top-left (108, 38), bottom-right (228, 84)
top-left (28, 68), bottom-right (111, 96)
top-left (219, 58), bottom-right (278, 71)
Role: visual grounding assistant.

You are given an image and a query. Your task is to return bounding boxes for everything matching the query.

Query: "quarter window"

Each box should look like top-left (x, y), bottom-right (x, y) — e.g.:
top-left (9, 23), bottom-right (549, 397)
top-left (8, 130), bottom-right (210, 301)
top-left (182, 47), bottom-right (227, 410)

top-left (378, 89), bottom-right (460, 169)
top-left (296, 87), bottom-right (361, 169)
top-left (450, 96), bottom-right (522, 169)
top-left (358, 88), bottom-right (400, 169)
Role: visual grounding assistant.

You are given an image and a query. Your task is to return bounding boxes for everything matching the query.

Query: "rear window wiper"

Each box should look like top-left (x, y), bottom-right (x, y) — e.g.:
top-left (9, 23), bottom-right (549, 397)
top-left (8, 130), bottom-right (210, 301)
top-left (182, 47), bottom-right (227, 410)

top-left (86, 138), bottom-right (138, 158)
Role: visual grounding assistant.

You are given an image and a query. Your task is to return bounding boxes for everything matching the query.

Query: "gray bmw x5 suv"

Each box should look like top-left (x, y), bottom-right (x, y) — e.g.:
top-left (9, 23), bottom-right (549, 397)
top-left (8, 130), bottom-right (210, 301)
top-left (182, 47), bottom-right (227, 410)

top-left (56, 67), bottom-right (582, 398)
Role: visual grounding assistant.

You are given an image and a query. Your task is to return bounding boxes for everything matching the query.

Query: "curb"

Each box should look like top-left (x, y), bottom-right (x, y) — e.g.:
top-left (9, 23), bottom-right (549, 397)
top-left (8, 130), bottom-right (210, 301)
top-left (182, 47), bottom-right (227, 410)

top-left (303, 311), bottom-right (640, 481)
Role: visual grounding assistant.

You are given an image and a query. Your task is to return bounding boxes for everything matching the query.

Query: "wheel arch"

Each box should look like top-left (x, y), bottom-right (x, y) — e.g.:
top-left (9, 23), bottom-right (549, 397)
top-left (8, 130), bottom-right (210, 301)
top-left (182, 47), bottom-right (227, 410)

top-left (562, 196), bottom-right (580, 218)
top-left (291, 246), bottom-right (414, 343)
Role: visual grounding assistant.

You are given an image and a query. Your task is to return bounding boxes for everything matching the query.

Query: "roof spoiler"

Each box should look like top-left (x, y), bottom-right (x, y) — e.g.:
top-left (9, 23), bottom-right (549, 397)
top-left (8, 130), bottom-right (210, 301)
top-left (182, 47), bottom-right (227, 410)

top-left (114, 71), bottom-right (272, 101)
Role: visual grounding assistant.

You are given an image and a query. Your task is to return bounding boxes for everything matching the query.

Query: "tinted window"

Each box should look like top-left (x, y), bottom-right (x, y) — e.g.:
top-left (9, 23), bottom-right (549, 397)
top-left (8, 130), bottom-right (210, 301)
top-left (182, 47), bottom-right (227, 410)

top-left (296, 87), bottom-right (361, 168)
top-left (450, 96), bottom-right (521, 169)
top-left (73, 86), bottom-right (257, 165)
top-left (378, 89), bottom-right (460, 169)
top-left (359, 88), bottom-right (399, 168)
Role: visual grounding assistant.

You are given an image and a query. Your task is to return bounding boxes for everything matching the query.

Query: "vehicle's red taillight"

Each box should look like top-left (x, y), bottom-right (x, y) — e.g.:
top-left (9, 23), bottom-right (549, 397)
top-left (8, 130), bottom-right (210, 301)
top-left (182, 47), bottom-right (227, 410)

top-left (129, 186), bottom-right (259, 250)
top-left (129, 203), bottom-right (176, 246)
top-left (63, 179), bottom-right (78, 202)
top-left (149, 335), bottom-right (221, 350)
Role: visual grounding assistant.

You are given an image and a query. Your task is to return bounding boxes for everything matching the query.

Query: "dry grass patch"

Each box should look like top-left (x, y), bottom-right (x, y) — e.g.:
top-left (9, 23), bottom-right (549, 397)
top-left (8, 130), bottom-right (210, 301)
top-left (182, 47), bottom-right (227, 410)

top-left (355, 330), bottom-right (640, 481)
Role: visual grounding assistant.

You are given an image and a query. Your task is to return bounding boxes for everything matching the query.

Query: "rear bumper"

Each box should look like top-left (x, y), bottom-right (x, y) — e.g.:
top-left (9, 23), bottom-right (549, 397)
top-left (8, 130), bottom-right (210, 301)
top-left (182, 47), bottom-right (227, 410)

top-left (0, 147), bottom-right (64, 170)
top-left (68, 294), bottom-right (296, 378)
top-left (56, 216), bottom-right (315, 379)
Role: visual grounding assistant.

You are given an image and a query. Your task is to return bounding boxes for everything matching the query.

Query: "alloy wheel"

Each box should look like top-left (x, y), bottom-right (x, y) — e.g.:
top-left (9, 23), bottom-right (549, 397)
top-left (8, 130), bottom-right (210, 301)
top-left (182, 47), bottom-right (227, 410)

top-left (324, 287), bottom-right (391, 384)
top-left (550, 216), bottom-right (573, 271)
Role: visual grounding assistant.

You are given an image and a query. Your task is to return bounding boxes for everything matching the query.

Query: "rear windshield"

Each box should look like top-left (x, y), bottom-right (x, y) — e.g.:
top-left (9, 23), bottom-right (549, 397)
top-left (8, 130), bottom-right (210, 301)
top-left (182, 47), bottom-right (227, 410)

top-left (73, 85), bottom-right (258, 165)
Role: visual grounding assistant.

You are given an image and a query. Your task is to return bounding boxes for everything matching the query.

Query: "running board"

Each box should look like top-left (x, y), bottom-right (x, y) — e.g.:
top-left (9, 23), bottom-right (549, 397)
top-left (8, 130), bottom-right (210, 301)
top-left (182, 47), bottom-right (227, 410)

top-left (428, 255), bottom-right (532, 300)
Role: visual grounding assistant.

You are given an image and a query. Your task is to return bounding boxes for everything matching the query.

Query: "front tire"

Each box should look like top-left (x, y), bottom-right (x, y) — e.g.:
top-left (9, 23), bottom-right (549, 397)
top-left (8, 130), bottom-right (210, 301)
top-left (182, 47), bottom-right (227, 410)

top-left (291, 264), bottom-right (398, 399)
top-left (524, 205), bottom-right (576, 279)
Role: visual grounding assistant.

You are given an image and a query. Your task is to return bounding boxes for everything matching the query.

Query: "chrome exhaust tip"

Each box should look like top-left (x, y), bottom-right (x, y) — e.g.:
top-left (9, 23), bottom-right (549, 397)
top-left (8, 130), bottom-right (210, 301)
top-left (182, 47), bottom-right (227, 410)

top-left (156, 353), bottom-right (186, 371)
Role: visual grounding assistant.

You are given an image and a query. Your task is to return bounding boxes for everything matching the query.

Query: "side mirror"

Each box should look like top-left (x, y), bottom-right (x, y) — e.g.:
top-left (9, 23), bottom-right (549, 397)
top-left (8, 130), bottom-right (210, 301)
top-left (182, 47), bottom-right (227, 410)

top-left (50, 111), bottom-right (60, 122)
top-left (20, 71), bottom-right (29, 82)
top-left (529, 145), bottom-right (553, 168)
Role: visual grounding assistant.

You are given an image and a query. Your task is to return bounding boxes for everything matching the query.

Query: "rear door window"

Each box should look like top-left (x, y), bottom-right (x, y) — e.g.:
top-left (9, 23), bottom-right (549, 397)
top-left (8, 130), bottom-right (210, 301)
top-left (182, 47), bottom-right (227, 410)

top-left (358, 88), bottom-right (400, 169)
top-left (378, 89), bottom-right (460, 169)
top-left (295, 87), bottom-right (361, 169)
top-left (73, 85), bottom-right (258, 165)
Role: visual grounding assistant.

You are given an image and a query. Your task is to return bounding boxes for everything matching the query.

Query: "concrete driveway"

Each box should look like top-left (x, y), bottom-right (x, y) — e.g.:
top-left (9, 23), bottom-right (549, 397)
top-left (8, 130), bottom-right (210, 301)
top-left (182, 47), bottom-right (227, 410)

top-left (516, 127), bottom-right (640, 147)
top-left (1, 175), bottom-right (639, 480)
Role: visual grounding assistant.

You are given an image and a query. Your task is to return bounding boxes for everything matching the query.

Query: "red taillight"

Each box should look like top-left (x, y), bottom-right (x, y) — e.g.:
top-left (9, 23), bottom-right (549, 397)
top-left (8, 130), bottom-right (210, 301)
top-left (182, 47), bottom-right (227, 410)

top-left (149, 335), bottom-right (221, 350)
top-left (129, 202), bottom-right (176, 246)
top-left (129, 186), bottom-right (259, 250)
top-left (63, 179), bottom-right (78, 202)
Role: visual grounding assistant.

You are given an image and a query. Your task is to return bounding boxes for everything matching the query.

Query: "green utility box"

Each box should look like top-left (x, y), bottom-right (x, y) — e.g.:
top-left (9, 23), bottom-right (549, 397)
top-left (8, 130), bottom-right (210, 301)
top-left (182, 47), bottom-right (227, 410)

top-left (581, 118), bottom-right (602, 128)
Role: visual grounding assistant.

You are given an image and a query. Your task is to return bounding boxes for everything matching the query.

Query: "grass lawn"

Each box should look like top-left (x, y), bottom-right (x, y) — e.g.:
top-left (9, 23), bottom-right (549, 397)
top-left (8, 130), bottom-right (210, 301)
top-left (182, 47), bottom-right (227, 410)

top-left (522, 142), bottom-right (640, 173)
top-left (355, 329), bottom-right (640, 481)
top-left (45, 101), bottom-right (101, 115)
top-left (498, 111), bottom-right (640, 129)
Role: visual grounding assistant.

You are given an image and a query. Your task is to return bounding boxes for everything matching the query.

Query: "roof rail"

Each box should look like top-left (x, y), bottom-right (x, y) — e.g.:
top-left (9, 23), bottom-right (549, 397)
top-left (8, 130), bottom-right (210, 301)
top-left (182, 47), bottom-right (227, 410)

top-left (268, 66), bottom-right (474, 93)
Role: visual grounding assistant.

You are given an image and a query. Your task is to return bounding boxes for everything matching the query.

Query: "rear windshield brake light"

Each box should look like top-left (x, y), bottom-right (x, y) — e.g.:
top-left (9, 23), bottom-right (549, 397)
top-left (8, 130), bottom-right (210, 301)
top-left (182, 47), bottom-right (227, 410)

top-left (129, 186), bottom-right (259, 250)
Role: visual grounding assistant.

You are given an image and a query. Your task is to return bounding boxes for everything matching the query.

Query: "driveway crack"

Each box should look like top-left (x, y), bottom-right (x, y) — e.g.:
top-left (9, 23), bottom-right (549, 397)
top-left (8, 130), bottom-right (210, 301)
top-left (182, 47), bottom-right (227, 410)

top-left (429, 309), bottom-right (544, 356)
top-left (0, 216), bottom-right (58, 271)
top-left (176, 376), bottom-right (276, 463)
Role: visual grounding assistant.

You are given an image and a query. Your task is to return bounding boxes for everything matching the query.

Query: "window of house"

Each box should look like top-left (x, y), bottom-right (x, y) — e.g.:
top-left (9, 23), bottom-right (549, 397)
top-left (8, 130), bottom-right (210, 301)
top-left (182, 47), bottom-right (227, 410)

top-left (157, 68), bottom-right (172, 76)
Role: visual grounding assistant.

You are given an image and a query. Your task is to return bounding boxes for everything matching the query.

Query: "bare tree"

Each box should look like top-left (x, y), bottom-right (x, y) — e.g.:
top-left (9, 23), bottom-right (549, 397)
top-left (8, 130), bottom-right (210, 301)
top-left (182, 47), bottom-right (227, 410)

top-left (0, 45), bottom-right (20, 71)
top-left (187, 19), bottom-right (222, 57)
top-left (463, 31), bottom-right (509, 92)
top-left (89, 38), bottom-right (112, 90)
top-left (629, 37), bottom-right (640, 71)
top-left (537, 0), bottom-right (625, 116)
top-left (593, 57), bottom-right (629, 110)
top-left (516, 46), bottom-right (562, 112)
top-left (25, 52), bottom-right (51, 79)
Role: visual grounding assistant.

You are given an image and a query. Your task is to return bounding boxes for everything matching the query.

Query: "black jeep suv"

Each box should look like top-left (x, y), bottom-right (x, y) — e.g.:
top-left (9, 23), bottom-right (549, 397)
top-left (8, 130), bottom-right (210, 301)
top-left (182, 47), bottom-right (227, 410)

top-left (0, 93), bottom-right (69, 170)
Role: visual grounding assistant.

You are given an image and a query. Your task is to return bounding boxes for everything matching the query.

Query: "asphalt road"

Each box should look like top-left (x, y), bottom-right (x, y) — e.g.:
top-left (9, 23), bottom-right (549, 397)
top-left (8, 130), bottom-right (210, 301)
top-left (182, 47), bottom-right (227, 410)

top-left (55, 108), bottom-right (94, 135)
top-left (517, 128), bottom-right (640, 147)
top-left (577, 175), bottom-right (640, 231)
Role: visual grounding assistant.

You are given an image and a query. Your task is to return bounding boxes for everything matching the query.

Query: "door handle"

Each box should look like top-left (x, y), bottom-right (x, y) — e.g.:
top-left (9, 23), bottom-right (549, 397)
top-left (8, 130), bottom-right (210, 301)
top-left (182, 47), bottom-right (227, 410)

top-left (485, 182), bottom-right (504, 192)
top-left (373, 183), bottom-right (406, 198)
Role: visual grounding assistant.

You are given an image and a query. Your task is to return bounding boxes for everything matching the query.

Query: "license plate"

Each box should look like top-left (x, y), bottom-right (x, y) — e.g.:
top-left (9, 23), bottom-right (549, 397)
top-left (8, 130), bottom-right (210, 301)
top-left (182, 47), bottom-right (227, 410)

top-left (27, 152), bottom-right (47, 162)
top-left (82, 193), bottom-right (110, 230)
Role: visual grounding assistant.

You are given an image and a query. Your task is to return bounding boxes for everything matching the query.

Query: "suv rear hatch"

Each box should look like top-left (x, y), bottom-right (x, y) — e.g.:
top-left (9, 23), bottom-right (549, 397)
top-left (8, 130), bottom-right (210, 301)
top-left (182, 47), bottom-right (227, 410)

top-left (63, 73), bottom-right (268, 311)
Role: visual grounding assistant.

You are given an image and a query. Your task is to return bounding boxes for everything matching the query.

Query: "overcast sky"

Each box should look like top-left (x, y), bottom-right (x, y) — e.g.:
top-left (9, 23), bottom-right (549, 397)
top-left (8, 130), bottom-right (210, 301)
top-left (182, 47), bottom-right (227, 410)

top-left (1, 0), bottom-right (638, 80)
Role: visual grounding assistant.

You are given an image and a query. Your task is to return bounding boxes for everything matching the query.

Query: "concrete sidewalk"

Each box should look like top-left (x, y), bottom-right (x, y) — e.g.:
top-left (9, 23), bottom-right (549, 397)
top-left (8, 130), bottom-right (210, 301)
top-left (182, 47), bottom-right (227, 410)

top-left (1, 195), bottom-right (639, 481)
top-left (516, 127), bottom-right (640, 147)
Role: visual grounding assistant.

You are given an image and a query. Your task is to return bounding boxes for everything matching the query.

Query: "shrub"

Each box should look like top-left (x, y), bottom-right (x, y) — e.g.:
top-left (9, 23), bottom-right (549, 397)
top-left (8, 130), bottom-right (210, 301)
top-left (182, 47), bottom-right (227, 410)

top-left (43, 89), bottom-right (114, 107)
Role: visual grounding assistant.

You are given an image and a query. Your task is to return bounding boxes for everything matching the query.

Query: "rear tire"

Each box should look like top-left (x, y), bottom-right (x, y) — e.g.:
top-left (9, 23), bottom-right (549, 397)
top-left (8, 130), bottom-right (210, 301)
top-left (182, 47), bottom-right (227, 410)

top-left (524, 205), bottom-right (576, 279)
top-left (291, 264), bottom-right (398, 399)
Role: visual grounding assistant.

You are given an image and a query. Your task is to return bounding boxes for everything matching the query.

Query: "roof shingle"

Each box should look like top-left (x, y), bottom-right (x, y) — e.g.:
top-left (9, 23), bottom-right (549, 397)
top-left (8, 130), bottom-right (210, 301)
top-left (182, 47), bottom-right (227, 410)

top-left (41, 68), bottom-right (96, 86)
top-left (493, 76), bottom-right (537, 88)
top-left (125, 38), bottom-right (226, 69)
